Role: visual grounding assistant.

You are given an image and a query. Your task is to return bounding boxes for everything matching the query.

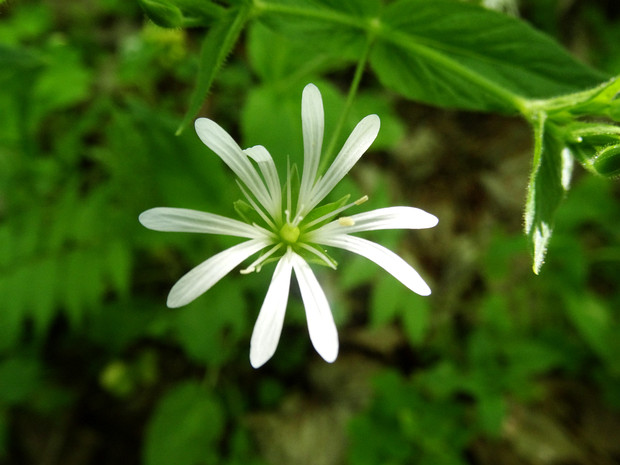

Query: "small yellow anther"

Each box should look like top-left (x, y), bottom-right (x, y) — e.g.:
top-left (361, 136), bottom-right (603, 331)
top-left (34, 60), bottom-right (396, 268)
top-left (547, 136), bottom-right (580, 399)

top-left (355, 195), bottom-right (369, 205)
top-left (338, 217), bottom-right (355, 227)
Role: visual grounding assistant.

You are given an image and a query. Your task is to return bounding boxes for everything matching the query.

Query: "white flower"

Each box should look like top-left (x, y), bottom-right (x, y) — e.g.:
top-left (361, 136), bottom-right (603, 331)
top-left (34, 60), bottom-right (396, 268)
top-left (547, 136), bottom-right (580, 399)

top-left (139, 84), bottom-right (438, 368)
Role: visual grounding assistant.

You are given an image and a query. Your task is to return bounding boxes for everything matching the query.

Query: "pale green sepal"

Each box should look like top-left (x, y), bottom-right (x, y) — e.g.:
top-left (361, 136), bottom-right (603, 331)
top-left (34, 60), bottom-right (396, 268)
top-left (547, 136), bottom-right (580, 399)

top-left (299, 194), bottom-right (350, 231)
top-left (234, 199), bottom-right (264, 226)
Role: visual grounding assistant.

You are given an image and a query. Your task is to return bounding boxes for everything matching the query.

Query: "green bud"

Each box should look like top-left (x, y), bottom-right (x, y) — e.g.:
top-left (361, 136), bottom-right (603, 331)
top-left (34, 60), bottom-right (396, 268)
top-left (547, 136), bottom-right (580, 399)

top-left (592, 144), bottom-right (620, 177)
top-left (138, 0), bottom-right (184, 28)
top-left (565, 123), bottom-right (620, 149)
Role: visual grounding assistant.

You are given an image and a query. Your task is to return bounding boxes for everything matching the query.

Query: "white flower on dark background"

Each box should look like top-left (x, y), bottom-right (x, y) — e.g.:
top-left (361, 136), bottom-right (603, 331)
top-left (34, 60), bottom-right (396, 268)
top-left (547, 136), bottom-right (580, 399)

top-left (139, 84), bottom-right (438, 368)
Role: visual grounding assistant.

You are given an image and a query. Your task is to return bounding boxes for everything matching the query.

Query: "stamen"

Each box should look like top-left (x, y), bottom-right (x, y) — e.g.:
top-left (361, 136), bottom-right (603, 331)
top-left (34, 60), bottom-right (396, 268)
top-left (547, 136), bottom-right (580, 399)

top-left (355, 195), bottom-right (369, 205)
top-left (338, 217), bottom-right (355, 226)
top-left (302, 194), bottom-right (369, 230)
top-left (292, 208), bottom-right (304, 227)
top-left (239, 243), bottom-right (283, 274)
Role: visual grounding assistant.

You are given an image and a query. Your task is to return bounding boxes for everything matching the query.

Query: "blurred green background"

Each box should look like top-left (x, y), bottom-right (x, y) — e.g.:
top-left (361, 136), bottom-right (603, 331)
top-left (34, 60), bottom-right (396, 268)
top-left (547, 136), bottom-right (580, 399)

top-left (1, 0), bottom-right (620, 464)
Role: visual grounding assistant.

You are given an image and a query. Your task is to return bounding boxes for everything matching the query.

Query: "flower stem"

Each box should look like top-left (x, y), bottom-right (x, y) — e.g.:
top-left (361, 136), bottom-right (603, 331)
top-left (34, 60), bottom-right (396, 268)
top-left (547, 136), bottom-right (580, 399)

top-left (320, 33), bottom-right (375, 173)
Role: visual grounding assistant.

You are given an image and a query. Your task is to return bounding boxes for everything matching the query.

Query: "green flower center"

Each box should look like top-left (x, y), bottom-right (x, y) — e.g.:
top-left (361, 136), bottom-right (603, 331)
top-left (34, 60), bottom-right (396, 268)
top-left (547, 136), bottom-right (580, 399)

top-left (279, 223), bottom-right (300, 244)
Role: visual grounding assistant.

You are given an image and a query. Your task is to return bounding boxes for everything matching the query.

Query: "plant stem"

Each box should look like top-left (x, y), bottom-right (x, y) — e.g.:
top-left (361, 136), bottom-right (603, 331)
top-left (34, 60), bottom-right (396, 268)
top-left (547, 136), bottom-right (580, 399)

top-left (320, 33), bottom-right (375, 173)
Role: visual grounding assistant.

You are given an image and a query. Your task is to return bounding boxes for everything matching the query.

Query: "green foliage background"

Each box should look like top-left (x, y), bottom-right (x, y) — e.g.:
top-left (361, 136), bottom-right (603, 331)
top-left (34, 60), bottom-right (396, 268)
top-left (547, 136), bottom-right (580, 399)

top-left (1, 0), bottom-right (620, 464)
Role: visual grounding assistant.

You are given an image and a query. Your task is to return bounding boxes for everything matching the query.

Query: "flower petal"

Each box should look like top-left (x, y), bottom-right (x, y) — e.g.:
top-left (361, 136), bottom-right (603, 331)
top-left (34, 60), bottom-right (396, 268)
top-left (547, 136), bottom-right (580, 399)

top-left (244, 145), bottom-right (282, 221)
top-left (307, 114), bottom-right (380, 212)
top-left (315, 235), bottom-right (432, 296)
top-left (250, 251), bottom-right (294, 368)
top-left (298, 83), bottom-right (324, 209)
top-left (139, 207), bottom-right (265, 238)
top-left (194, 118), bottom-right (273, 214)
top-left (311, 206), bottom-right (438, 237)
top-left (291, 253), bottom-right (339, 363)
top-left (167, 238), bottom-right (269, 308)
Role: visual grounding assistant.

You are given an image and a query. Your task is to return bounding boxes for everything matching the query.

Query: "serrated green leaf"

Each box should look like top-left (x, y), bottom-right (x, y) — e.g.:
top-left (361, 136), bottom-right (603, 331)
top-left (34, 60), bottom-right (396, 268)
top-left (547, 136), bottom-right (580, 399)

top-left (524, 115), bottom-right (571, 273)
top-left (176, 5), bottom-right (251, 134)
top-left (371, 0), bottom-right (606, 112)
top-left (144, 382), bottom-right (225, 465)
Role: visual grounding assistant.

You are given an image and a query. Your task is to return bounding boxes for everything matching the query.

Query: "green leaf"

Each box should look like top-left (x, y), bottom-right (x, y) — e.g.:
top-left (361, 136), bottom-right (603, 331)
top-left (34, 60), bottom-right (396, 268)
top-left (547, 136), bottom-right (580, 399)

top-left (254, 0), bottom-right (373, 60)
top-left (105, 240), bottom-right (133, 299)
top-left (138, 0), bottom-right (226, 28)
top-left (477, 395), bottom-right (505, 436)
top-left (175, 280), bottom-right (247, 366)
top-left (565, 294), bottom-right (615, 363)
top-left (33, 41), bottom-right (93, 120)
top-left (0, 356), bottom-right (41, 404)
top-left (176, 5), bottom-right (251, 134)
top-left (524, 116), bottom-right (571, 273)
top-left (138, 0), bottom-right (185, 27)
top-left (370, 274), bottom-right (401, 327)
top-left (247, 22), bottom-right (333, 83)
top-left (371, 274), bottom-right (431, 345)
top-left (371, 0), bottom-right (606, 112)
top-left (144, 381), bottom-right (225, 465)
top-left (401, 296), bottom-right (430, 346)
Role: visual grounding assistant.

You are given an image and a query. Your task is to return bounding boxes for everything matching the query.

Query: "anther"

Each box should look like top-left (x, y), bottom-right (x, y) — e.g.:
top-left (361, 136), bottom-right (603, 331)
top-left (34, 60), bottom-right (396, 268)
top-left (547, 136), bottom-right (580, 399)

top-left (355, 195), bottom-right (369, 205)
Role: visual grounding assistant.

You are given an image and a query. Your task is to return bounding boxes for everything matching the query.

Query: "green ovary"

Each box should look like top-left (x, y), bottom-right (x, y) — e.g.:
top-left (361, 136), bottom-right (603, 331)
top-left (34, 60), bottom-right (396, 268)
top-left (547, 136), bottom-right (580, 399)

top-left (279, 223), bottom-right (300, 244)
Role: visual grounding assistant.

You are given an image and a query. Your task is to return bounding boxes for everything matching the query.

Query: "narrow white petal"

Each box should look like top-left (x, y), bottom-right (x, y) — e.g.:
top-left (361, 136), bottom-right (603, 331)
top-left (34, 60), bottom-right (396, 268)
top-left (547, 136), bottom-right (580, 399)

top-left (315, 235), bottom-right (432, 296)
top-left (311, 206), bottom-right (438, 237)
top-left (250, 251), bottom-right (294, 368)
top-left (194, 118), bottom-right (273, 213)
top-left (291, 253), bottom-right (339, 363)
top-left (307, 114), bottom-right (380, 212)
top-left (244, 145), bottom-right (282, 221)
top-left (139, 207), bottom-right (264, 238)
top-left (167, 238), bottom-right (269, 308)
top-left (298, 83), bottom-right (324, 209)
